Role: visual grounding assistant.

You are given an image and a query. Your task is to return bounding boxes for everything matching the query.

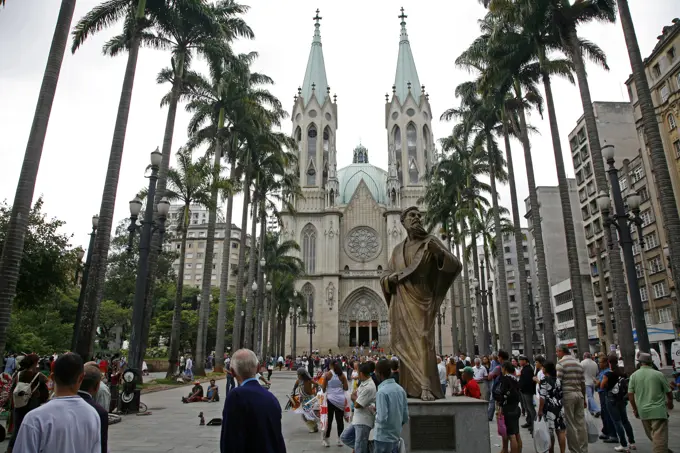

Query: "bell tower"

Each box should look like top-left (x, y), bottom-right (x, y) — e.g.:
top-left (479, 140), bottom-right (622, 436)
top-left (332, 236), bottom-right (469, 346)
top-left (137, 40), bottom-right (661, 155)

top-left (291, 9), bottom-right (338, 212)
top-left (385, 7), bottom-right (434, 209)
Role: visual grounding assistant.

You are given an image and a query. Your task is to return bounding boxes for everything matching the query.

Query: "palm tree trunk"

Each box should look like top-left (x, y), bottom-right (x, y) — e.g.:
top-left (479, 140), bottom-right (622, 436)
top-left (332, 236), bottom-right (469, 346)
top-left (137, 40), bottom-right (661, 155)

top-left (500, 117), bottom-right (531, 360)
top-left (232, 171), bottom-right (251, 351)
top-left (455, 242), bottom-right (466, 354)
top-left (214, 164), bottom-right (236, 372)
top-left (447, 236), bottom-right (458, 353)
top-left (617, 0), bottom-right (680, 358)
top-left (460, 220), bottom-right (475, 355)
top-left (280, 316), bottom-right (287, 357)
top-left (542, 71), bottom-right (590, 354)
top-left (166, 206), bottom-right (189, 378)
top-left (140, 52), bottom-right (185, 360)
top-left (76, 1), bottom-right (146, 358)
top-left (471, 227), bottom-right (487, 355)
top-left (194, 114), bottom-right (224, 377)
top-left (255, 201), bottom-right (266, 356)
top-left (268, 293), bottom-right (277, 357)
top-left (0, 0), bottom-right (76, 362)
top-left (243, 193), bottom-right (260, 348)
top-left (512, 80), bottom-right (556, 361)
top-left (489, 156), bottom-right (511, 352)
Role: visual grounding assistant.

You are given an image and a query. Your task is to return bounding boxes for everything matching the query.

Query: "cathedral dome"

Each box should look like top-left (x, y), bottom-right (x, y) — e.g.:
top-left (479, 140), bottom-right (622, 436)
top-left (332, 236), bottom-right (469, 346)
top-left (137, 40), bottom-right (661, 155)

top-left (337, 163), bottom-right (388, 205)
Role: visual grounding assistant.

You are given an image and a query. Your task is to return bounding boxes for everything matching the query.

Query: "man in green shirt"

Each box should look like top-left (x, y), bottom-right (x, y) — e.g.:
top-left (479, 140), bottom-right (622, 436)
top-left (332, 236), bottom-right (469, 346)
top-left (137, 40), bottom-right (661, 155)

top-left (628, 352), bottom-right (673, 453)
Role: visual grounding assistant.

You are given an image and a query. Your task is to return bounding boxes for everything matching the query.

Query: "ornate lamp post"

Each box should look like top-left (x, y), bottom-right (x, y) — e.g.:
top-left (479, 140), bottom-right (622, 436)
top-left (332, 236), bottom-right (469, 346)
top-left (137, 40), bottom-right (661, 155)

top-left (527, 277), bottom-right (540, 355)
top-left (596, 144), bottom-right (649, 355)
top-left (308, 307), bottom-right (316, 357)
top-left (290, 290), bottom-right (300, 357)
top-left (126, 149), bottom-right (171, 380)
top-left (74, 248), bottom-right (85, 283)
top-left (487, 278), bottom-right (495, 350)
top-left (436, 304), bottom-right (447, 355)
top-left (469, 280), bottom-right (478, 353)
top-left (250, 281), bottom-right (257, 348)
top-left (71, 214), bottom-right (99, 351)
top-left (263, 280), bottom-right (272, 360)
top-left (479, 259), bottom-right (491, 355)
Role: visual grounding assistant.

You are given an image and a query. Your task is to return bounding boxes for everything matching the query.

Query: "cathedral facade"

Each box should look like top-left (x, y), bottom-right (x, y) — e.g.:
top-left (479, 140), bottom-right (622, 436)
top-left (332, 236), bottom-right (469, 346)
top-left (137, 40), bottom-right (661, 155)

top-left (281, 10), bottom-right (454, 355)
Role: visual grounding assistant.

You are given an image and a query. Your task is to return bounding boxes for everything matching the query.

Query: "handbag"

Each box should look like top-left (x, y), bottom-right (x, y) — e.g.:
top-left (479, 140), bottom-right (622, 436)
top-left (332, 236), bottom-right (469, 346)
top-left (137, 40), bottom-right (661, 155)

top-left (497, 414), bottom-right (507, 437)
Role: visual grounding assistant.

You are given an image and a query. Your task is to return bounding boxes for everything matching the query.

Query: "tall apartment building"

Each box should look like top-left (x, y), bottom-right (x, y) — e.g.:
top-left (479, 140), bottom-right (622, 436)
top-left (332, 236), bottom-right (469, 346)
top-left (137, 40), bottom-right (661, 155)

top-left (550, 277), bottom-right (599, 351)
top-left (168, 221), bottom-right (247, 291)
top-left (492, 228), bottom-right (536, 354)
top-left (524, 179), bottom-right (596, 350)
top-left (618, 154), bottom-right (676, 364)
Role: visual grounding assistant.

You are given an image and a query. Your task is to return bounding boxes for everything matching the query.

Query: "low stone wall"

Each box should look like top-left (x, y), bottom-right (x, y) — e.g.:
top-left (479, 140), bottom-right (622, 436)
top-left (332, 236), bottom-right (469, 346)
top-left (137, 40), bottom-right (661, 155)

top-left (145, 359), bottom-right (170, 372)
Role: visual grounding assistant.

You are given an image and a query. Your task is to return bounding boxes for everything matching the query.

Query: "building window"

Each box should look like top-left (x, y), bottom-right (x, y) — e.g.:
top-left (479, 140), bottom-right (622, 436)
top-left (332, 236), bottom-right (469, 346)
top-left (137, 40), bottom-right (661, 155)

top-left (635, 263), bottom-right (643, 278)
top-left (198, 242), bottom-right (205, 249)
top-left (644, 311), bottom-right (653, 326)
top-left (197, 253), bottom-right (204, 259)
top-left (668, 47), bottom-right (676, 61)
top-left (554, 290), bottom-right (573, 306)
top-left (504, 246), bottom-right (510, 253)
top-left (185, 263), bottom-right (192, 269)
top-left (510, 307), bottom-right (519, 317)
top-left (660, 84), bottom-right (670, 103)
top-left (407, 123), bottom-right (418, 184)
top-left (640, 286), bottom-right (648, 301)
top-left (652, 63), bottom-right (661, 78)
top-left (658, 307), bottom-right (673, 323)
top-left (196, 263), bottom-right (203, 269)
top-left (188, 243), bottom-right (193, 249)
top-left (186, 253), bottom-right (193, 259)
top-left (557, 309), bottom-right (574, 323)
top-left (231, 242), bottom-right (238, 249)
top-left (306, 125), bottom-right (318, 186)
top-left (639, 187), bottom-right (649, 201)
top-left (631, 166), bottom-right (644, 183)
top-left (188, 232), bottom-right (195, 238)
top-left (199, 232), bottom-right (206, 237)
top-left (669, 114), bottom-right (677, 130)
top-left (511, 320), bottom-right (520, 329)
top-left (507, 270), bottom-right (515, 278)
top-left (640, 209), bottom-right (652, 227)
top-left (648, 255), bottom-right (664, 274)
top-left (301, 282), bottom-right (314, 324)
top-left (506, 258), bottom-right (512, 265)
top-left (508, 282), bottom-right (515, 290)
top-left (652, 281), bottom-right (667, 299)
top-left (301, 223), bottom-right (317, 274)
top-left (394, 126), bottom-right (403, 185)
top-left (643, 232), bottom-right (659, 250)
top-left (674, 140), bottom-right (680, 158)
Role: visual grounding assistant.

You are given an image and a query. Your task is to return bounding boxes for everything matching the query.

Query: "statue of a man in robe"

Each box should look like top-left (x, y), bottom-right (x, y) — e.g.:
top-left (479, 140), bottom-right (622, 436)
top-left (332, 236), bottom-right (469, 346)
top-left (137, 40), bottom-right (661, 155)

top-left (380, 207), bottom-right (461, 400)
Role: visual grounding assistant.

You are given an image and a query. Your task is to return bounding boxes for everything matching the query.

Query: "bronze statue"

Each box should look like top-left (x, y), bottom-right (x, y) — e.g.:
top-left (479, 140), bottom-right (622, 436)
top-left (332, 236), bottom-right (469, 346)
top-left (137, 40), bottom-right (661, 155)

top-left (380, 207), bottom-right (461, 400)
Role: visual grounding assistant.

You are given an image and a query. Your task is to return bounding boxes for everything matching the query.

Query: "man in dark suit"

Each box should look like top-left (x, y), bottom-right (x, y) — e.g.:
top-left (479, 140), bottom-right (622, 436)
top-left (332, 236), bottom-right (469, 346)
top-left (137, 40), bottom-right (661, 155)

top-left (220, 349), bottom-right (286, 453)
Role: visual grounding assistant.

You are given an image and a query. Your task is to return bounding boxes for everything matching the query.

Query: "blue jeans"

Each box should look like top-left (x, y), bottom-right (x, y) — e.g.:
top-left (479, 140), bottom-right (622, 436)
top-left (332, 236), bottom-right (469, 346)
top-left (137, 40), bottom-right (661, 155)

top-left (441, 383), bottom-right (447, 396)
top-left (226, 375), bottom-right (235, 393)
top-left (340, 424), bottom-right (371, 453)
top-left (586, 385), bottom-right (600, 414)
top-left (488, 392), bottom-right (496, 421)
top-left (607, 398), bottom-right (635, 447)
top-left (373, 440), bottom-right (400, 453)
top-left (597, 391), bottom-right (616, 439)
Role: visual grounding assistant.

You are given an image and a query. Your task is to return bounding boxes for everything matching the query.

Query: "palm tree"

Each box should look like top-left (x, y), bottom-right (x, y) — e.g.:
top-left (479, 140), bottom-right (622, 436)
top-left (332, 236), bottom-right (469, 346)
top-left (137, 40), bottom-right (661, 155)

top-left (161, 149), bottom-right (212, 378)
top-left (0, 0), bottom-right (76, 362)
top-left (617, 0), bottom-right (680, 357)
top-left (70, 0), bottom-right (192, 358)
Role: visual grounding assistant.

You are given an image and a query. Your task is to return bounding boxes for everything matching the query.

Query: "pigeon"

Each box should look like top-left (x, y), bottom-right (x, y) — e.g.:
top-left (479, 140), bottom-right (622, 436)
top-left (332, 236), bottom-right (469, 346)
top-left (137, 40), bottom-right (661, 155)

top-left (198, 412), bottom-right (205, 426)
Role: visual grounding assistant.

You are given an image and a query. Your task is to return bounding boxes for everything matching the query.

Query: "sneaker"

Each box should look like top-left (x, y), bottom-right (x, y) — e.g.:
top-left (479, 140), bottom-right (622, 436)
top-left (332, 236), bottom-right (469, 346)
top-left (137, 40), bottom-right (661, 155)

top-left (322, 439), bottom-right (329, 448)
top-left (604, 438), bottom-right (619, 443)
top-left (614, 446), bottom-right (629, 452)
top-left (600, 434), bottom-right (610, 440)
top-left (521, 423), bottom-right (531, 428)
top-left (629, 444), bottom-right (636, 450)
top-left (336, 439), bottom-right (343, 447)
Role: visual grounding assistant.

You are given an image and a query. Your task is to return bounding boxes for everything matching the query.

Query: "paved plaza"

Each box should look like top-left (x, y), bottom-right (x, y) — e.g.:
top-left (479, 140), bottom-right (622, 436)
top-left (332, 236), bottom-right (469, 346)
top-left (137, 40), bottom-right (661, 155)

top-left (1, 370), bottom-right (678, 452)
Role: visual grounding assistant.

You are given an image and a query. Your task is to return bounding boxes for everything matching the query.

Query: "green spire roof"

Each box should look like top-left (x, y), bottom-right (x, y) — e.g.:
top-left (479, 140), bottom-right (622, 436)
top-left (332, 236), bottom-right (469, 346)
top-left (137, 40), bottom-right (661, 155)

top-left (301, 9), bottom-right (328, 106)
top-left (393, 7), bottom-right (421, 105)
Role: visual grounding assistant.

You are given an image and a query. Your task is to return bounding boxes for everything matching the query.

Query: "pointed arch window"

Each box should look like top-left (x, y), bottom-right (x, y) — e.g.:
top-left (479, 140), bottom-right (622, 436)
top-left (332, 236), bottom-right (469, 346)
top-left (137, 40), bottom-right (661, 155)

top-left (393, 125), bottom-right (403, 185)
top-left (322, 127), bottom-right (331, 186)
top-left (307, 125), bottom-right (318, 186)
top-left (669, 114), bottom-right (677, 130)
top-left (407, 123), bottom-right (418, 183)
top-left (423, 125), bottom-right (430, 170)
top-left (301, 283), bottom-right (314, 324)
top-left (302, 223), bottom-right (317, 274)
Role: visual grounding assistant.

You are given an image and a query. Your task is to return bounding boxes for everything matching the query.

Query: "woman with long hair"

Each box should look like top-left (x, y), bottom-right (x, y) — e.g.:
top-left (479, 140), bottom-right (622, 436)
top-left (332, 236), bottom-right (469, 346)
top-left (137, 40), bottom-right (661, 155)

top-left (7, 354), bottom-right (49, 452)
top-left (495, 361), bottom-right (523, 453)
top-left (321, 359), bottom-right (348, 447)
top-left (600, 354), bottom-right (636, 452)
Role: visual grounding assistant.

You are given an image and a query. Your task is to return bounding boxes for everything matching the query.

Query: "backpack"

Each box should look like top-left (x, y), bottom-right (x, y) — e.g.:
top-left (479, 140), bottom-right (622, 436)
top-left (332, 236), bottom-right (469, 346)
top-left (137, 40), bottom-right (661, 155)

top-left (609, 375), bottom-right (629, 401)
top-left (13, 372), bottom-right (41, 409)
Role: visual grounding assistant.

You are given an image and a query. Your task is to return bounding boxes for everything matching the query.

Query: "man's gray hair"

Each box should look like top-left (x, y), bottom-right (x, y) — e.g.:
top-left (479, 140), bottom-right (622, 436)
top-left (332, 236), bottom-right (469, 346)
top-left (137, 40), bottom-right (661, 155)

top-left (232, 349), bottom-right (258, 378)
top-left (474, 357), bottom-right (481, 365)
top-left (557, 344), bottom-right (571, 354)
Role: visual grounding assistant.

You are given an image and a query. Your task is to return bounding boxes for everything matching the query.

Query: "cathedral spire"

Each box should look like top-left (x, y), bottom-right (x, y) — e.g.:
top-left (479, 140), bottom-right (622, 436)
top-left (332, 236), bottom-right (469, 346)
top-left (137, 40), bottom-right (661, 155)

top-left (393, 7), bottom-right (421, 105)
top-left (301, 9), bottom-right (329, 106)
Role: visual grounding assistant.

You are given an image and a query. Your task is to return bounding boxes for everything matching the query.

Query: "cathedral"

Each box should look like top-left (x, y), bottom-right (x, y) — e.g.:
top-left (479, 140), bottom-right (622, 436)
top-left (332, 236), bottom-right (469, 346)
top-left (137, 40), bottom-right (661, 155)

top-left (281, 9), bottom-right (454, 355)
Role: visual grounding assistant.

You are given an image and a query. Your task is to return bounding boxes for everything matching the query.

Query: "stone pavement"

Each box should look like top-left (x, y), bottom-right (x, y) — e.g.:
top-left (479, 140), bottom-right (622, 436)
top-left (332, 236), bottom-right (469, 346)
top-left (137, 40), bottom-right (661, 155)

top-left (1, 370), bottom-right (678, 452)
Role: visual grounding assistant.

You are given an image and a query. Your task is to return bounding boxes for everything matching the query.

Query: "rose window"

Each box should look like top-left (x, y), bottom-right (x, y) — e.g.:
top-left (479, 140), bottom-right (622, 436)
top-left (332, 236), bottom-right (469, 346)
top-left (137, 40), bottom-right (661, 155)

top-left (345, 227), bottom-right (381, 262)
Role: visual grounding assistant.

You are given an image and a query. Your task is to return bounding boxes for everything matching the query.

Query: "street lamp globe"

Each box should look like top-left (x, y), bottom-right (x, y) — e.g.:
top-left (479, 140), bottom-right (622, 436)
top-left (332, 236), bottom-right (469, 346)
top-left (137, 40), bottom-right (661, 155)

top-left (197, 294), bottom-right (201, 302)
top-left (487, 279), bottom-right (493, 289)
top-left (241, 310), bottom-right (245, 317)
top-left (259, 257), bottom-right (266, 267)
top-left (129, 197), bottom-right (143, 217)
top-left (596, 191), bottom-right (611, 212)
top-left (91, 214), bottom-right (99, 228)
top-left (150, 148), bottom-right (162, 167)
top-left (252, 281), bottom-right (258, 292)
top-left (294, 290), bottom-right (298, 297)
top-left (266, 281), bottom-right (272, 291)
top-left (76, 248), bottom-right (85, 261)
top-left (627, 193), bottom-right (642, 210)
top-left (157, 197), bottom-right (171, 216)
top-left (601, 144), bottom-right (615, 161)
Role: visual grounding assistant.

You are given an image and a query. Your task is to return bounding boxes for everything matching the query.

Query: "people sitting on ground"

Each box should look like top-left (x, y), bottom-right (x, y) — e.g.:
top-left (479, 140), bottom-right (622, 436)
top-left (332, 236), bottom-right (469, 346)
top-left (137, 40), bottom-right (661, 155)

top-left (456, 367), bottom-right (481, 399)
top-left (182, 381), bottom-right (204, 403)
top-left (203, 379), bottom-right (219, 402)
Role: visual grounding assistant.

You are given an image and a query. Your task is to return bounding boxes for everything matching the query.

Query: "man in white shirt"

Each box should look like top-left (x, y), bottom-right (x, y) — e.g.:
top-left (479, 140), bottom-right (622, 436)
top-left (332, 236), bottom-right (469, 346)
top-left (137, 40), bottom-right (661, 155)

top-left (472, 358), bottom-right (489, 400)
top-left (580, 352), bottom-right (600, 416)
top-left (13, 353), bottom-right (101, 453)
top-left (437, 357), bottom-right (447, 397)
top-left (185, 355), bottom-right (194, 380)
top-left (341, 362), bottom-right (377, 453)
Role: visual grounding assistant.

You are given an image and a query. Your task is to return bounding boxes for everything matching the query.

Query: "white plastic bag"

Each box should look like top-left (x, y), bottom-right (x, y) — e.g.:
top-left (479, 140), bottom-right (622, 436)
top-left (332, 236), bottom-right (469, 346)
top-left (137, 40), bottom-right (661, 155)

top-left (584, 409), bottom-right (598, 444)
top-left (533, 419), bottom-right (551, 453)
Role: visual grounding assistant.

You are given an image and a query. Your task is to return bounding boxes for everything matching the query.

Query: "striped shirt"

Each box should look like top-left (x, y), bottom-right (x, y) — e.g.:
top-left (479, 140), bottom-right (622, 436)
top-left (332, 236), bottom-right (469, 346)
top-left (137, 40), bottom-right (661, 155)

top-left (556, 355), bottom-right (585, 395)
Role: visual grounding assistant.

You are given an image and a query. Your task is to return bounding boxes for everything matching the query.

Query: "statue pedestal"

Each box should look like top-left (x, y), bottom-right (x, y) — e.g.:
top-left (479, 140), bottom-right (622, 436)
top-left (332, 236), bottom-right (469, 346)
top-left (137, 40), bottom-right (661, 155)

top-left (402, 397), bottom-right (490, 453)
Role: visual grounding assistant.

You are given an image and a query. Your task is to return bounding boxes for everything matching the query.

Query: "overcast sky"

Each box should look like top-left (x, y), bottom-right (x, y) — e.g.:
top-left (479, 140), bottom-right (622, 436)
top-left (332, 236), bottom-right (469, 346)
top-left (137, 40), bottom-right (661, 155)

top-left (0, 1), bottom-right (677, 251)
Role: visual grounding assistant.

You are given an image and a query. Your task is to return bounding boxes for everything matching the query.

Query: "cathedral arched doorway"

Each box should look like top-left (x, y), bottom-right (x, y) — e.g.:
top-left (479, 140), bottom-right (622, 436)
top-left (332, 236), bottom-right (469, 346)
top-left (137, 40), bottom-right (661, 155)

top-left (338, 287), bottom-right (389, 349)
